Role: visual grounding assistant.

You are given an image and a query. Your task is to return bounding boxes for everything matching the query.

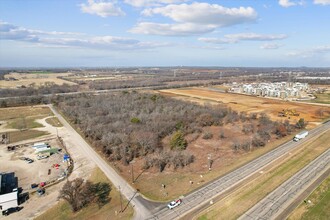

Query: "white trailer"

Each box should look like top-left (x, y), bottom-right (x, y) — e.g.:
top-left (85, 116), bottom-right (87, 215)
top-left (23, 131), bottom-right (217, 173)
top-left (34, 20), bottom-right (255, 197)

top-left (293, 130), bottom-right (308, 141)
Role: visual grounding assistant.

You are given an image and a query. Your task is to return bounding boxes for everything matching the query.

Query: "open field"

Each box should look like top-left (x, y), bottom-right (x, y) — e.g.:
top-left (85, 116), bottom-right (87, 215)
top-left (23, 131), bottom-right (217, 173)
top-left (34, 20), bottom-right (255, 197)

top-left (7, 130), bottom-right (49, 143)
top-left (0, 106), bottom-right (52, 121)
top-left (306, 91), bottom-right (330, 104)
top-left (45, 117), bottom-right (63, 127)
top-left (289, 174), bottom-right (330, 220)
top-left (196, 129), bottom-right (330, 220)
top-left (64, 75), bottom-right (133, 82)
top-left (0, 106), bottom-right (53, 143)
top-left (35, 167), bottom-right (134, 220)
top-left (0, 72), bottom-right (76, 88)
top-left (159, 87), bottom-right (330, 127)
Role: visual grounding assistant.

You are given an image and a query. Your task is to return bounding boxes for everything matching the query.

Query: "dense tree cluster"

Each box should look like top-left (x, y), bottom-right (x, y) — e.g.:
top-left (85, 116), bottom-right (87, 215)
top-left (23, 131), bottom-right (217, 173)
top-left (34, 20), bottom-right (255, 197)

top-left (58, 92), bottom-right (235, 170)
top-left (0, 83), bottom-right (79, 98)
top-left (58, 178), bottom-right (111, 212)
top-left (57, 92), bottom-right (299, 171)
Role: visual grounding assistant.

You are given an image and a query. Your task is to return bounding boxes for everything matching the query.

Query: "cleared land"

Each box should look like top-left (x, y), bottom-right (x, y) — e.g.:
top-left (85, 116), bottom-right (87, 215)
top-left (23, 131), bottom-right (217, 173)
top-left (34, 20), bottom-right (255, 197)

top-left (45, 117), bottom-right (63, 127)
top-left (0, 72), bottom-right (76, 88)
top-left (35, 167), bottom-right (134, 220)
top-left (196, 130), bottom-right (330, 220)
top-left (289, 175), bottom-right (330, 220)
top-left (0, 106), bottom-right (52, 143)
top-left (159, 87), bottom-right (330, 127)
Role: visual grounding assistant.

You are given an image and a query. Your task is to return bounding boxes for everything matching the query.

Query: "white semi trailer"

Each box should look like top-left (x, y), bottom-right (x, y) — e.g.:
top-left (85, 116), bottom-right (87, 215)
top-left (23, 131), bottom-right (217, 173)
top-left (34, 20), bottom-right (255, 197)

top-left (293, 130), bottom-right (309, 141)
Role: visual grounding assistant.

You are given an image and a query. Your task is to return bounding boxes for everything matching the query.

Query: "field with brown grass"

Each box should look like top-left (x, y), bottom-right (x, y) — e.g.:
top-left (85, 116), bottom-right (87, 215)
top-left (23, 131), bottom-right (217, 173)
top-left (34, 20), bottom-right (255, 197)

top-left (159, 87), bottom-right (330, 128)
top-left (0, 72), bottom-right (76, 88)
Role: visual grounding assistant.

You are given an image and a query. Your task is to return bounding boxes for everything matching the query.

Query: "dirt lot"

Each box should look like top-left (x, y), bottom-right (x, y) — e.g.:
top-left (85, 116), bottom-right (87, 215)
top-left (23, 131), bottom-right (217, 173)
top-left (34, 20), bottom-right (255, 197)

top-left (159, 87), bottom-right (330, 128)
top-left (0, 106), bottom-right (96, 219)
top-left (1, 138), bottom-right (68, 191)
top-left (0, 72), bottom-right (76, 89)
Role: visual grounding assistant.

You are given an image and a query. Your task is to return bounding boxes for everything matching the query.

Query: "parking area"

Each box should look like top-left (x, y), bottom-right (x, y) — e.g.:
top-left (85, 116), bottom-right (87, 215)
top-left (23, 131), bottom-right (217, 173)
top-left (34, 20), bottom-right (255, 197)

top-left (1, 138), bottom-right (70, 192)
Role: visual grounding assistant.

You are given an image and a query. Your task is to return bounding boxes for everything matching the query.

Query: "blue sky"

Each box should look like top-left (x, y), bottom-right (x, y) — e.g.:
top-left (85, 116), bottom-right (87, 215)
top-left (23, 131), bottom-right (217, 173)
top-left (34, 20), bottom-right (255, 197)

top-left (0, 0), bottom-right (330, 67)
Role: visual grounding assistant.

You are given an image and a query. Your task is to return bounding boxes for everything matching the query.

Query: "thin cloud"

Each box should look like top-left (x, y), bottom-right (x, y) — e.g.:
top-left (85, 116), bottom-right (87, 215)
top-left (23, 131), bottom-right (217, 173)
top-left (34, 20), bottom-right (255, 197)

top-left (287, 45), bottom-right (330, 58)
top-left (314, 0), bottom-right (330, 5)
top-left (0, 21), bottom-right (168, 50)
top-left (199, 33), bottom-right (287, 44)
top-left (80, 0), bottom-right (125, 17)
top-left (278, 0), bottom-right (304, 7)
top-left (260, 43), bottom-right (283, 49)
top-left (124, 0), bottom-right (188, 7)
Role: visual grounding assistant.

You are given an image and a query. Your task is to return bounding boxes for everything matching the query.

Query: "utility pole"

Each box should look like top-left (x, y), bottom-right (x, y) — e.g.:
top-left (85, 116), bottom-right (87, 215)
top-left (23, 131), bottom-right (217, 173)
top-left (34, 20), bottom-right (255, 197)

top-left (118, 185), bottom-right (123, 212)
top-left (130, 160), bottom-right (135, 183)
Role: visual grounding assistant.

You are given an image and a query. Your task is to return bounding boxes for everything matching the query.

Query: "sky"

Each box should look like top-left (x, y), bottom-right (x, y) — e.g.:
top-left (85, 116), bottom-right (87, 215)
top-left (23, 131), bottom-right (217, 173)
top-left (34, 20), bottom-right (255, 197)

top-left (0, 0), bottom-right (330, 67)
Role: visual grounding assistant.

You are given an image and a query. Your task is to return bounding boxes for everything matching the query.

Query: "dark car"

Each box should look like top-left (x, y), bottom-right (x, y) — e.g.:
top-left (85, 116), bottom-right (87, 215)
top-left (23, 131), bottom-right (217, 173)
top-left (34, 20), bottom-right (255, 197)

top-left (2, 207), bottom-right (22, 216)
top-left (37, 188), bottom-right (45, 196)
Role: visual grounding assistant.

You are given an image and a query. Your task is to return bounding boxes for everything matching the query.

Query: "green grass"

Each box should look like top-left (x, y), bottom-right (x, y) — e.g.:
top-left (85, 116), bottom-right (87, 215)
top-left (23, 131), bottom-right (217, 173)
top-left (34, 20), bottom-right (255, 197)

top-left (305, 93), bottom-right (330, 104)
top-left (8, 130), bottom-right (48, 143)
top-left (45, 117), bottom-right (63, 127)
top-left (6, 116), bottom-right (44, 130)
top-left (289, 175), bottom-right (330, 220)
top-left (35, 168), bottom-right (134, 220)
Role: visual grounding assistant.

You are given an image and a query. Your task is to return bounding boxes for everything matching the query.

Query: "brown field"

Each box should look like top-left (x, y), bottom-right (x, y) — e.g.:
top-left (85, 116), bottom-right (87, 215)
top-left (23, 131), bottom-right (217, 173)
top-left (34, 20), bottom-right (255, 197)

top-left (64, 75), bottom-right (133, 82)
top-left (0, 72), bottom-right (76, 88)
top-left (159, 87), bottom-right (330, 128)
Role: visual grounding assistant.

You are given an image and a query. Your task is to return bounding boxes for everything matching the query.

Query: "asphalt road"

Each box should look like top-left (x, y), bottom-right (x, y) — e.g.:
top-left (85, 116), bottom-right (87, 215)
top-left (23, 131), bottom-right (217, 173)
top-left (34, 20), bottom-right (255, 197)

top-left (146, 121), bottom-right (330, 220)
top-left (48, 104), bottom-right (153, 220)
top-left (239, 148), bottom-right (330, 220)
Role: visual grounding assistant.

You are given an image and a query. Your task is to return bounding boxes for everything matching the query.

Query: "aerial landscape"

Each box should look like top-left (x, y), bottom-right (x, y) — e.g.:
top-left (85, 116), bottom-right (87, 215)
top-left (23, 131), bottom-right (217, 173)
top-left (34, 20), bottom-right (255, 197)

top-left (0, 0), bottom-right (330, 220)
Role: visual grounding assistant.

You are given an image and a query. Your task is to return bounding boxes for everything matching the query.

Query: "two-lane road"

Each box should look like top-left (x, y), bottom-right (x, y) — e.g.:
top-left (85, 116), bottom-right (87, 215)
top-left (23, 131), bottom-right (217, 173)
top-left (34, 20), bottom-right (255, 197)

top-left (48, 104), bottom-right (153, 220)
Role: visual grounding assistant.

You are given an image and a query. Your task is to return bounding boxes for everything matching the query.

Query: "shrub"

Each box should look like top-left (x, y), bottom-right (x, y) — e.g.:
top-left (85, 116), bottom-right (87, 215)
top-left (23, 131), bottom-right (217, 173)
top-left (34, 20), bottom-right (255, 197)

top-left (202, 132), bottom-right (213, 139)
top-left (170, 130), bottom-right (187, 150)
top-left (130, 117), bottom-right (141, 124)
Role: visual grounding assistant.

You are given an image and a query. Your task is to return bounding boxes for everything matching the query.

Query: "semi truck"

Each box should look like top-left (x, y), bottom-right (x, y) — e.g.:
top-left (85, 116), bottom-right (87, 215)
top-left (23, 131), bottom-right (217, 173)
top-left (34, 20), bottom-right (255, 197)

top-left (293, 130), bottom-right (308, 141)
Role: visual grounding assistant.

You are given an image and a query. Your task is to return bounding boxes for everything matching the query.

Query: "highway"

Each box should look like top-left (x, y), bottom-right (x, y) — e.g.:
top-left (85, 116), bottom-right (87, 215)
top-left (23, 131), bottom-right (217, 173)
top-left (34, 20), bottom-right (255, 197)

top-left (146, 121), bottom-right (330, 220)
top-left (239, 148), bottom-right (330, 220)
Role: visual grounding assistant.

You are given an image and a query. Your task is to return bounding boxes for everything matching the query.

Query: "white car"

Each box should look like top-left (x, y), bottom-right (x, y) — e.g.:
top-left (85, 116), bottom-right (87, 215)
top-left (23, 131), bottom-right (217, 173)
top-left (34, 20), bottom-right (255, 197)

top-left (37, 155), bottom-right (49, 160)
top-left (167, 199), bottom-right (182, 209)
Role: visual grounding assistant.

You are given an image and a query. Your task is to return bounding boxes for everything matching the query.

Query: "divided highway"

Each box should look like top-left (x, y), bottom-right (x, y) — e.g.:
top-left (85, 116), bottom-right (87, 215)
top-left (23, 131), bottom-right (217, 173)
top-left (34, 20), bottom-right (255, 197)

top-left (239, 147), bottom-right (330, 220)
top-left (147, 121), bottom-right (330, 220)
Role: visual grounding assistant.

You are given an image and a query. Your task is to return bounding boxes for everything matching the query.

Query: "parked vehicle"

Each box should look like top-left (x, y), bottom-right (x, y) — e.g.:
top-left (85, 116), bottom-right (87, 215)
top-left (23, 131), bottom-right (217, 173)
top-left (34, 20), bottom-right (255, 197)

top-left (167, 199), bottom-right (182, 209)
top-left (24, 158), bottom-right (34, 163)
top-left (31, 183), bottom-right (38, 189)
top-left (37, 188), bottom-right (45, 196)
top-left (293, 130), bottom-right (309, 141)
top-left (2, 207), bottom-right (21, 216)
top-left (37, 154), bottom-right (49, 160)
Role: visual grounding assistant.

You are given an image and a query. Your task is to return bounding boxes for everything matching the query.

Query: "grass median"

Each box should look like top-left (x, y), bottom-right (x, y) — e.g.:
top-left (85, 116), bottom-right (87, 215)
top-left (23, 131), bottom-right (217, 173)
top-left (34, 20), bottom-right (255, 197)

top-left (196, 130), bottom-right (330, 220)
top-left (289, 174), bottom-right (330, 220)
